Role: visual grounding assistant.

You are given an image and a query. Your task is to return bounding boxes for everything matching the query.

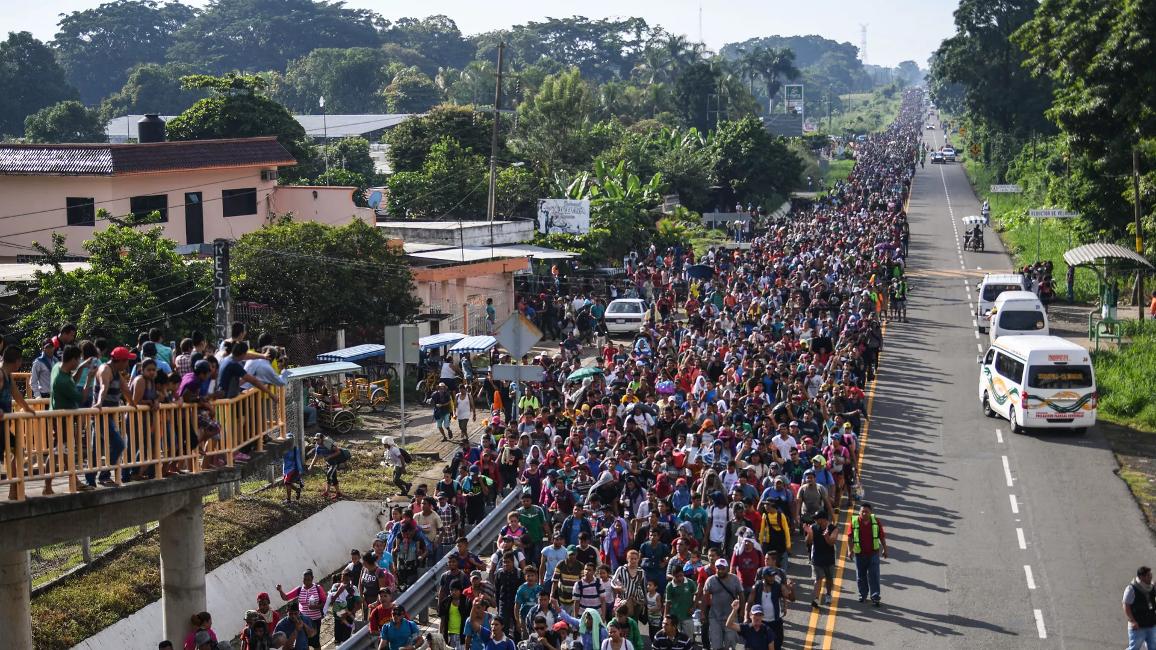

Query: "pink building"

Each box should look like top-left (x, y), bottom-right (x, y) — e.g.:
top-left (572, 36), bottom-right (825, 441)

top-left (0, 137), bottom-right (371, 261)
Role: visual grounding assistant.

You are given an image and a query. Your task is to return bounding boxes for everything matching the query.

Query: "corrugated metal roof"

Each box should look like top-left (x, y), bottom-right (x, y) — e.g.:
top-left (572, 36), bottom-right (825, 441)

top-left (0, 262), bottom-right (89, 282)
top-left (1063, 243), bottom-right (1153, 269)
top-left (283, 362), bottom-right (362, 380)
top-left (0, 138), bottom-right (296, 177)
top-left (316, 344), bottom-right (386, 363)
top-left (449, 335), bottom-right (497, 353)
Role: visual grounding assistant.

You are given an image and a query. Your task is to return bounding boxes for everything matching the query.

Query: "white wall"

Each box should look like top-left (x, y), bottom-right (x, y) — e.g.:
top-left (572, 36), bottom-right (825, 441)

top-left (71, 500), bottom-right (386, 649)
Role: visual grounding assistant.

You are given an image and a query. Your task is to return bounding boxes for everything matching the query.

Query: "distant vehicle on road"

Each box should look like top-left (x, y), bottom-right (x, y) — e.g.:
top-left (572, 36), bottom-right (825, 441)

top-left (604, 298), bottom-right (646, 334)
top-left (976, 273), bottom-right (1030, 333)
top-left (942, 146), bottom-right (957, 162)
top-left (979, 335), bottom-right (1096, 434)
top-left (925, 124), bottom-right (936, 129)
top-left (988, 291), bottom-right (1050, 342)
top-left (930, 151), bottom-right (945, 164)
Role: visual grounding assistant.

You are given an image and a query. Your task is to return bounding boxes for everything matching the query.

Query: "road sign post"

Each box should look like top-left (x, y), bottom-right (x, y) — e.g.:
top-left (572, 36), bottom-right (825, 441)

top-left (384, 324), bottom-right (420, 445)
top-left (1027, 209), bottom-right (1081, 262)
top-left (990, 184), bottom-right (1023, 193)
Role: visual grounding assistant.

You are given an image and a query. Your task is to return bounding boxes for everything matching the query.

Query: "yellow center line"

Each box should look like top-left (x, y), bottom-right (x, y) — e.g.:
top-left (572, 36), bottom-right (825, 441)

top-left (801, 322), bottom-right (885, 650)
top-left (803, 179), bottom-right (913, 649)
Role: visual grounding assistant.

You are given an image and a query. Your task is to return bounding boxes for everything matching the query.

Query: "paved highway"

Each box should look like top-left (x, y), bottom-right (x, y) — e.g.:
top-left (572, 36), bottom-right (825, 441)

top-left (801, 116), bottom-right (1156, 649)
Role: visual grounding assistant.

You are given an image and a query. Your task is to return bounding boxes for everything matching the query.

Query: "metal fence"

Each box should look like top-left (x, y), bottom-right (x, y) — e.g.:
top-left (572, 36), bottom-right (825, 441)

top-left (336, 487), bottom-right (523, 650)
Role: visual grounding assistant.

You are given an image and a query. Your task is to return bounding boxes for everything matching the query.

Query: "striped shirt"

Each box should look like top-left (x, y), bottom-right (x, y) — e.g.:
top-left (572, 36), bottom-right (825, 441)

top-left (572, 578), bottom-right (605, 610)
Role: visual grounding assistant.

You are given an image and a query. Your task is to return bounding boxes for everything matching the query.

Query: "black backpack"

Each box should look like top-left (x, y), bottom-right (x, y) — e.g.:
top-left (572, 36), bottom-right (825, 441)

top-left (399, 447), bottom-right (413, 464)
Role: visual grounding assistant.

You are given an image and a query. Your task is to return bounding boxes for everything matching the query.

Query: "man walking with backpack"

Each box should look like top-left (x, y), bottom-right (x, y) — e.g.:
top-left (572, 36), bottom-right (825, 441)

top-left (1123, 566), bottom-right (1156, 649)
top-left (382, 437), bottom-right (412, 496)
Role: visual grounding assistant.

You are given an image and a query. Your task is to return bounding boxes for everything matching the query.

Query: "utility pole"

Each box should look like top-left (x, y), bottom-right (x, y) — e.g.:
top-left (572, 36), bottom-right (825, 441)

top-left (319, 96), bottom-right (329, 185)
top-left (487, 43), bottom-right (505, 258)
top-left (1135, 145), bottom-right (1145, 321)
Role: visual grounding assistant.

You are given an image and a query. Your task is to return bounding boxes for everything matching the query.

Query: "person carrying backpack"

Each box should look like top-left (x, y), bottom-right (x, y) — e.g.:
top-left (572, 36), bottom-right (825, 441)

top-left (382, 437), bottom-right (412, 496)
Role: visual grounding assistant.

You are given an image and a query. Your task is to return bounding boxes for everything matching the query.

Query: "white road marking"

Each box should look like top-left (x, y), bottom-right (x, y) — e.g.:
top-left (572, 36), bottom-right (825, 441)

top-left (1024, 565), bottom-right (1037, 589)
top-left (977, 343), bottom-right (984, 354)
top-left (996, 428), bottom-right (1004, 443)
top-left (1016, 527), bottom-right (1027, 549)
top-left (976, 266), bottom-right (982, 270)
top-left (1034, 609), bottom-right (1047, 639)
top-left (974, 330), bottom-right (980, 339)
top-left (972, 318), bottom-right (978, 328)
top-left (1002, 455), bottom-right (1015, 486)
top-left (1010, 494), bottom-right (1020, 514)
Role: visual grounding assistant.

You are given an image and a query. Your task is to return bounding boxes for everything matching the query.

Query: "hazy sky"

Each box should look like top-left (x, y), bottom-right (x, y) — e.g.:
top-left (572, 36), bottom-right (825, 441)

top-left (10, 0), bottom-right (957, 67)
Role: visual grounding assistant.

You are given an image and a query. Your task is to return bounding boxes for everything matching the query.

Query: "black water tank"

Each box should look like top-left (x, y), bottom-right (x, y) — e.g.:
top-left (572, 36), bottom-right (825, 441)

top-left (138, 114), bottom-right (166, 143)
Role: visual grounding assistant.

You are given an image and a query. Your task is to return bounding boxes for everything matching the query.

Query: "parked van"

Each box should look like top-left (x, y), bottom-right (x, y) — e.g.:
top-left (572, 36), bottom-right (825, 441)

top-left (978, 335), bottom-right (1097, 434)
top-left (988, 291), bottom-right (1049, 341)
top-left (976, 273), bottom-right (1029, 333)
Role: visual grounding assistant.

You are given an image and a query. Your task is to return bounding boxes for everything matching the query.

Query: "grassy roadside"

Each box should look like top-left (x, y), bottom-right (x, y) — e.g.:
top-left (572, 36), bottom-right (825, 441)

top-left (30, 444), bottom-right (430, 650)
top-left (961, 157), bottom-right (1100, 303)
top-left (824, 158), bottom-right (855, 186)
top-left (1092, 321), bottom-right (1156, 431)
top-left (820, 89), bottom-right (903, 135)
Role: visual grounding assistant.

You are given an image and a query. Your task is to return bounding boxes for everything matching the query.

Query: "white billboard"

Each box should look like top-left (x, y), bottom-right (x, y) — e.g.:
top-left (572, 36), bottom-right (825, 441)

top-left (537, 199), bottom-right (591, 235)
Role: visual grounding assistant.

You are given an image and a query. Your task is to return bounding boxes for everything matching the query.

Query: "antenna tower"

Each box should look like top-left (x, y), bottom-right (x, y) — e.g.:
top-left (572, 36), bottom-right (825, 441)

top-left (859, 24), bottom-right (868, 65)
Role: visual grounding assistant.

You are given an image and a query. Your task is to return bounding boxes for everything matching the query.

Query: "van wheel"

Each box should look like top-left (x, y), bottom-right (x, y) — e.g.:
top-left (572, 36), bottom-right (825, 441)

top-left (1008, 407), bottom-right (1024, 434)
top-left (981, 392), bottom-right (996, 418)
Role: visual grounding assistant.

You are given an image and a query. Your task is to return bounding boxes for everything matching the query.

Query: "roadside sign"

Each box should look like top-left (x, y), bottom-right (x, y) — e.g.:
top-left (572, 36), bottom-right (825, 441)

top-left (495, 312), bottom-right (542, 359)
top-left (959, 126), bottom-right (967, 136)
top-left (990, 184), bottom-right (1023, 193)
top-left (969, 143), bottom-right (981, 158)
top-left (1028, 209), bottom-right (1081, 219)
top-left (383, 325), bottom-right (419, 364)
top-left (491, 364), bottom-right (546, 383)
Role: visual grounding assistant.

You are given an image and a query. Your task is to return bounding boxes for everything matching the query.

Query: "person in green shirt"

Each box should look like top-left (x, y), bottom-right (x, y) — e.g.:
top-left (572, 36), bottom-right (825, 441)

top-left (48, 345), bottom-right (95, 494)
top-left (517, 493), bottom-right (549, 561)
top-left (677, 494), bottom-right (708, 545)
top-left (664, 564), bottom-right (697, 639)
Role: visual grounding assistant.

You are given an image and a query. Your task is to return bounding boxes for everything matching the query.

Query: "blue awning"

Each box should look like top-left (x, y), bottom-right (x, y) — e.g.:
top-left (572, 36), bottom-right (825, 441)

top-left (283, 362), bottom-right (362, 380)
top-left (419, 332), bottom-right (466, 351)
top-left (316, 343), bottom-right (386, 363)
top-left (449, 335), bottom-right (497, 353)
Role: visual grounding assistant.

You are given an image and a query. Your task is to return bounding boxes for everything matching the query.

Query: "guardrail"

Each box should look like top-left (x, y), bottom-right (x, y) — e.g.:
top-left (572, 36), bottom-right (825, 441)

top-left (336, 486), bottom-right (523, 650)
top-left (0, 386), bottom-right (286, 500)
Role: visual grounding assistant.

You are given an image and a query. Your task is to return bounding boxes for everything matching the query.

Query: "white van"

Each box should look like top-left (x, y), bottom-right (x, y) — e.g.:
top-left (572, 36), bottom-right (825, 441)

top-left (988, 291), bottom-right (1049, 341)
top-left (978, 335), bottom-right (1097, 434)
top-left (976, 273), bottom-right (1029, 333)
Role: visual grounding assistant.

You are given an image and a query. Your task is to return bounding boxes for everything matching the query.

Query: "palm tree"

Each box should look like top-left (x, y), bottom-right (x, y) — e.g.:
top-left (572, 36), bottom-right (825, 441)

top-left (759, 48), bottom-right (800, 109)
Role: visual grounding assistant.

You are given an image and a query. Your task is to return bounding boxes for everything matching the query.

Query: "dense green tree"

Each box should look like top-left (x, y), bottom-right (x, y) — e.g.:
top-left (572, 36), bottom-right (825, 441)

top-left (476, 17), bottom-right (655, 83)
top-left (928, 0), bottom-right (1054, 171)
top-left (511, 68), bottom-right (597, 176)
top-left (895, 61), bottom-right (923, 87)
top-left (711, 116), bottom-right (803, 206)
top-left (673, 61), bottom-right (722, 133)
top-left (380, 15), bottom-right (474, 71)
top-left (16, 225), bottom-right (212, 350)
top-left (386, 137), bottom-right (487, 218)
top-left (24, 101), bottom-right (107, 143)
top-left (1014, 0), bottom-right (1156, 237)
top-left (552, 159), bottom-right (664, 261)
top-left (381, 67), bottom-right (443, 113)
top-left (167, 0), bottom-right (380, 74)
top-left (0, 32), bottom-right (78, 137)
top-left (495, 165), bottom-right (546, 220)
top-left (232, 218), bottom-right (419, 332)
top-left (99, 63), bottom-right (207, 119)
top-left (166, 73), bottom-right (312, 179)
top-left (54, 0), bottom-right (195, 104)
top-left (382, 104), bottom-right (499, 173)
top-left (276, 47), bottom-right (389, 114)
top-left (601, 124), bottom-right (715, 212)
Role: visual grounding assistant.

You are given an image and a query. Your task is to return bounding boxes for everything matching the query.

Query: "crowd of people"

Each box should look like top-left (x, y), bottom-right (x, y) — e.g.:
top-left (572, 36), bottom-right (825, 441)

top-left (210, 89), bottom-right (923, 650)
top-left (0, 321), bottom-right (285, 500)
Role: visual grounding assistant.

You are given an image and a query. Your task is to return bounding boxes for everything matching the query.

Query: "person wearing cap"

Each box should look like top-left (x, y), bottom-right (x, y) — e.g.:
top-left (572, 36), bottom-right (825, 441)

top-left (845, 502), bottom-right (887, 606)
top-left (748, 567), bottom-right (787, 650)
top-left (30, 337), bottom-right (55, 399)
top-left (378, 605), bottom-right (425, 650)
top-left (254, 591), bottom-right (281, 629)
top-left (273, 603), bottom-right (313, 650)
top-left (804, 509), bottom-right (838, 609)
top-left (724, 598), bottom-right (773, 650)
top-left (82, 345), bottom-right (138, 488)
top-left (795, 468), bottom-right (832, 534)
top-left (701, 558), bottom-right (742, 650)
top-left (276, 570), bottom-right (326, 648)
top-left (809, 455), bottom-right (836, 491)
top-left (553, 545), bottom-right (585, 613)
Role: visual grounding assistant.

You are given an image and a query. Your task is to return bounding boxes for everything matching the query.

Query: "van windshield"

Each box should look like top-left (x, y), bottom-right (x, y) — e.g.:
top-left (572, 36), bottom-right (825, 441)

top-left (1028, 365), bottom-right (1093, 389)
top-left (608, 302), bottom-right (642, 314)
top-left (998, 310), bottom-right (1046, 331)
top-left (982, 284), bottom-right (1022, 301)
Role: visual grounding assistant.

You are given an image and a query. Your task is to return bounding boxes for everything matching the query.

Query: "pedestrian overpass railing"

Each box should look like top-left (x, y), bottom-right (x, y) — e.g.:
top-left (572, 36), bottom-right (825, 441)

top-left (0, 386), bottom-right (286, 501)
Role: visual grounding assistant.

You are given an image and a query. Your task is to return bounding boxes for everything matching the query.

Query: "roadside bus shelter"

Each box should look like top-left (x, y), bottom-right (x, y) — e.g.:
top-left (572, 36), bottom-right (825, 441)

top-left (1063, 242), bottom-right (1154, 348)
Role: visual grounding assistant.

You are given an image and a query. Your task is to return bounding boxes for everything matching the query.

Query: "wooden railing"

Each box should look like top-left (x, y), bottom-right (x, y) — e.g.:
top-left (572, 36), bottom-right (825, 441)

top-left (0, 386), bottom-right (286, 501)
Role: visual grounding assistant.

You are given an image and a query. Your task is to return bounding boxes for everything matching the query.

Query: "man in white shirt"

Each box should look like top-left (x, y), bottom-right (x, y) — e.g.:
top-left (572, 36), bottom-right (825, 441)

top-left (454, 384), bottom-right (475, 440)
top-left (769, 425), bottom-right (798, 463)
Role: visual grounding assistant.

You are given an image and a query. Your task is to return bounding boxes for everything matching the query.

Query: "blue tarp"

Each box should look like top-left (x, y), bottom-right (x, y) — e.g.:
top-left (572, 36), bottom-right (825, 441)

top-left (316, 344), bottom-right (386, 363)
top-left (419, 332), bottom-right (466, 351)
top-left (449, 335), bottom-right (497, 353)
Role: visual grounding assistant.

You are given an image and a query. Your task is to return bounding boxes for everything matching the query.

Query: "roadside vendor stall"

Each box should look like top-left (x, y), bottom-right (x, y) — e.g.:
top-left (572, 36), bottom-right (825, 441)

top-left (315, 344), bottom-right (391, 411)
top-left (283, 361), bottom-right (362, 456)
top-left (1063, 242), bottom-right (1154, 349)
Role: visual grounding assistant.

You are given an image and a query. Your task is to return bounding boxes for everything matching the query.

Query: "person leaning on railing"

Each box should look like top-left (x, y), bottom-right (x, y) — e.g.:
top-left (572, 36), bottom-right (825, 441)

top-left (2, 345), bottom-right (36, 500)
top-left (46, 344), bottom-right (97, 495)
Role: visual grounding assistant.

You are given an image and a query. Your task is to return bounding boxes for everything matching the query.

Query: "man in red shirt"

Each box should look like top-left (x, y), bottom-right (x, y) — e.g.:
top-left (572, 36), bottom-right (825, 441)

top-left (845, 503), bottom-right (888, 606)
top-left (368, 590), bottom-right (394, 635)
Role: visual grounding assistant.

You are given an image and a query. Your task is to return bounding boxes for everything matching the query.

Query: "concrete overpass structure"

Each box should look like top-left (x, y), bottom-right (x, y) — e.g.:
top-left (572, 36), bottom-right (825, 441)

top-left (0, 385), bottom-right (286, 647)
